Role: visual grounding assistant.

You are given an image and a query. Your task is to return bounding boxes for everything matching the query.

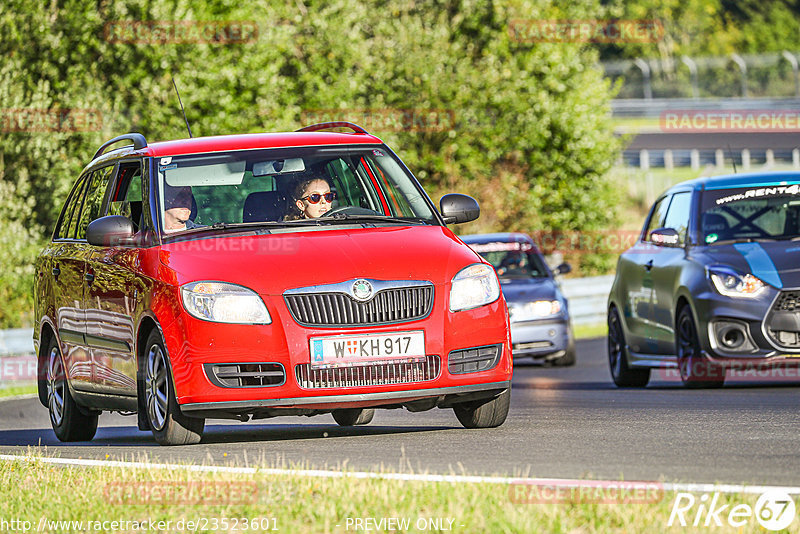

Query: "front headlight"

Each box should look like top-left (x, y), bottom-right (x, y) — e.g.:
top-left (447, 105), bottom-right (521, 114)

top-left (707, 266), bottom-right (767, 298)
top-left (181, 281), bottom-right (271, 324)
top-left (449, 263), bottom-right (501, 312)
top-left (509, 300), bottom-right (562, 322)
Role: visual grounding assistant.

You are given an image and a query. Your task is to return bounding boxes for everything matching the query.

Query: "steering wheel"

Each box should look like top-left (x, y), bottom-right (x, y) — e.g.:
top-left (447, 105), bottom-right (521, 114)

top-left (321, 206), bottom-right (384, 218)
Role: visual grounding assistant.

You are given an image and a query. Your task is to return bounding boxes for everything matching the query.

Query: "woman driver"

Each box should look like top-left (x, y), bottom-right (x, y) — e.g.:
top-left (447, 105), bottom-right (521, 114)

top-left (292, 176), bottom-right (337, 219)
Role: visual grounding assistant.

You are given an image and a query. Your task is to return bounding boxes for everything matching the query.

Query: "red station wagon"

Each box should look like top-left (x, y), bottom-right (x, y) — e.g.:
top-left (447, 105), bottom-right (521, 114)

top-left (34, 122), bottom-right (513, 445)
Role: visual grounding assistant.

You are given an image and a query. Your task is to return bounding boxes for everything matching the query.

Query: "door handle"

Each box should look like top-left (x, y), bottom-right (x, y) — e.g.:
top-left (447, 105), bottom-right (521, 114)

top-left (51, 266), bottom-right (61, 277)
top-left (84, 272), bottom-right (95, 284)
top-left (644, 259), bottom-right (654, 271)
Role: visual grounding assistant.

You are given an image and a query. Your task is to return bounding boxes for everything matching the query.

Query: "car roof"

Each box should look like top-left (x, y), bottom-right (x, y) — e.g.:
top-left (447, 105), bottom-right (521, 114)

top-left (666, 171), bottom-right (800, 195)
top-left (145, 131), bottom-right (383, 157)
top-left (88, 131), bottom-right (384, 167)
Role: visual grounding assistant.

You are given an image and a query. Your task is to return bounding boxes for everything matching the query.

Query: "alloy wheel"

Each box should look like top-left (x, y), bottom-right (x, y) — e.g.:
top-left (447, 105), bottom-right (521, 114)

top-left (145, 343), bottom-right (169, 431)
top-left (46, 346), bottom-right (65, 427)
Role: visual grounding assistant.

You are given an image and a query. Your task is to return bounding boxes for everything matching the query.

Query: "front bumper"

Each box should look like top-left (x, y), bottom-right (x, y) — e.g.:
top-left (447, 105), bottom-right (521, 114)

top-left (161, 295), bottom-right (512, 410)
top-left (180, 381), bottom-right (510, 419)
top-left (510, 318), bottom-right (569, 359)
top-left (693, 286), bottom-right (800, 366)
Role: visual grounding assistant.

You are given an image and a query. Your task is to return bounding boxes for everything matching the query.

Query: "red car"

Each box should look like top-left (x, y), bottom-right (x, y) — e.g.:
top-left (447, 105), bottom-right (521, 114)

top-left (34, 122), bottom-right (512, 445)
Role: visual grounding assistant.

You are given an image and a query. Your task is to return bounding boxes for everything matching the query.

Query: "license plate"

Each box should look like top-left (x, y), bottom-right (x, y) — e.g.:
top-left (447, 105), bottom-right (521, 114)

top-left (309, 331), bottom-right (425, 368)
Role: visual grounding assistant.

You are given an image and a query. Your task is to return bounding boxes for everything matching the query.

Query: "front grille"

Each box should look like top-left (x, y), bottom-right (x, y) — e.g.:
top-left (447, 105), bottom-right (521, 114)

top-left (513, 341), bottom-right (553, 351)
top-left (448, 344), bottom-right (502, 374)
top-left (773, 291), bottom-right (800, 312)
top-left (285, 285), bottom-right (433, 327)
top-left (295, 355), bottom-right (440, 388)
top-left (766, 291), bottom-right (800, 349)
top-left (204, 363), bottom-right (285, 388)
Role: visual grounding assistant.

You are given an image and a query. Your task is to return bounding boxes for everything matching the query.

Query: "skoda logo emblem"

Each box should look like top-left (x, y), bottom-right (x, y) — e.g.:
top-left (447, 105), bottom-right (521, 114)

top-left (351, 279), bottom-right (374, 302)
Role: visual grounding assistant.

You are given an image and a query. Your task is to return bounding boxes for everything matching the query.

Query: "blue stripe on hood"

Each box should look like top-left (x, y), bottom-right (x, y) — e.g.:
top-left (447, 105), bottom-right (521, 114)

top-left (733, 243), bottom-right (783, 288)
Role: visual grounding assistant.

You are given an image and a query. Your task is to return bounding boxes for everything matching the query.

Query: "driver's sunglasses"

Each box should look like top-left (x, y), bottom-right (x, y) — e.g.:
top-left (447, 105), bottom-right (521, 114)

top-left (302, 192), bottom-right (337, 204)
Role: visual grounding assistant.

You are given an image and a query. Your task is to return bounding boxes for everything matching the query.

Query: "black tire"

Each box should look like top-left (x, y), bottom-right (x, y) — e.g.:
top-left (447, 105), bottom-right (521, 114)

top-left (45, 337), bottom-right (98, 442)
top-left (676, 306), bottom-right (725, 389)
top-left (551, 329), bottom-right (576, 367)
top-left (453, 388), bottom-right (510, 428)
top-left (607, 306), bottom-right (650, 387)
top-left (332, 408), bottom-right (375, 426)
top-left (142, 330), bottom-right (205, 445)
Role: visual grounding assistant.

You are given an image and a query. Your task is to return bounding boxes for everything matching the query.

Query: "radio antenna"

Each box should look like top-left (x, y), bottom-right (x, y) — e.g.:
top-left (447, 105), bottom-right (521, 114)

top-left (171, 76), bottom-right (193, 138)
top-left (727, 144), bottom-right (737, 174)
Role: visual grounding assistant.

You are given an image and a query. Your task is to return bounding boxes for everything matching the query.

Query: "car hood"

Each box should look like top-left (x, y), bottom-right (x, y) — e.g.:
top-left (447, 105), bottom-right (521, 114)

top-left (498, 277), bottom-right (559, 303)
top-left (159, 225), bottom-right (482, 294)
top-left (697, 241), bottom-right (800, 289)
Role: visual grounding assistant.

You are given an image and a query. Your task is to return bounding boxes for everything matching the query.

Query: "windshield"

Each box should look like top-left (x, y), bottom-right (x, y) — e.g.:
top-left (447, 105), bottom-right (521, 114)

top-left (154, 145), bottom-right (437, 234)
top-left (466, 241), bottom-right (550, 278)
top-left (700, 183), bottom-right (800, 244)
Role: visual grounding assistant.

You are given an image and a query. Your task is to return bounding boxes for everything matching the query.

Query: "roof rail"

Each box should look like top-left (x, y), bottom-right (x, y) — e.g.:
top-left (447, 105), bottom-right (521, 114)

top-left (296, 121), bottom-right (369, 134)
top-left (93, 133), bottom-right (148, 160)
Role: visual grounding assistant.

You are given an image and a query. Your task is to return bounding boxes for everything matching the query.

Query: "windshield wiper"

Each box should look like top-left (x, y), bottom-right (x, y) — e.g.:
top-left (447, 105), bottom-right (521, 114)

top-left (708, 237), bottom-right (777, 246)
top-left (166, 219), bottom-right (324, 236)
top-left (321, 214), bottom-right (430, 225)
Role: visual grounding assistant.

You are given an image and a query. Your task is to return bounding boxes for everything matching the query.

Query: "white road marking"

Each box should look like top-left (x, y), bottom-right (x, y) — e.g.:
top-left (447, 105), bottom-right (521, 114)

top-left (1, 453), bottom-right (798, 494)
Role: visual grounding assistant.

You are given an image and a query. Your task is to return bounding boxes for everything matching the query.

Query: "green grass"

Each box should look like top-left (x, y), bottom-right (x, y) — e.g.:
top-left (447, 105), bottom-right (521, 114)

top-left (574, 323), bottom-right (607, 340)
top-left (1, 452), bottom-right (792, 533)
top-left (0, 384), bottom-right (37, 399)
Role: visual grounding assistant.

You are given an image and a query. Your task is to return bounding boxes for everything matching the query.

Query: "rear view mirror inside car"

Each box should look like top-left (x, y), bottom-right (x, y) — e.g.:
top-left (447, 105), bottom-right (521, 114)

top-left (253, 158), bottom-right (305, 176)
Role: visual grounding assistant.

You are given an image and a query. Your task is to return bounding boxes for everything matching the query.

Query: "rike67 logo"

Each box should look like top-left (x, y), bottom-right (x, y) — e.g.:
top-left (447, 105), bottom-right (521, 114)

top-left (668, 490), bottom-right (796, 530)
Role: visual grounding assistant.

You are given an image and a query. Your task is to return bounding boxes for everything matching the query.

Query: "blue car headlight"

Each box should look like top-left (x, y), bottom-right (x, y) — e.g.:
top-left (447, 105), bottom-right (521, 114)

top-left (707, 266), bottom-right (767, 298)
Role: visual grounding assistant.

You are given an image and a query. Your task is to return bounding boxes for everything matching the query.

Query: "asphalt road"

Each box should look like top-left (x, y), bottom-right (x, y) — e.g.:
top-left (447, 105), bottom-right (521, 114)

top-left (1, 338), bottom-right (799, 486)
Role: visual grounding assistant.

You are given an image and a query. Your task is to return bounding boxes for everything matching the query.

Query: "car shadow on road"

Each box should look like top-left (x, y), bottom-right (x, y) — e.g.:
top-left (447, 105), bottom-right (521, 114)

top-left (197, 423), bottom-right (456, 445)
top-left (0, 423), bottom-right (457, 448)
top-left (511, 381), bottom-right (618, 390)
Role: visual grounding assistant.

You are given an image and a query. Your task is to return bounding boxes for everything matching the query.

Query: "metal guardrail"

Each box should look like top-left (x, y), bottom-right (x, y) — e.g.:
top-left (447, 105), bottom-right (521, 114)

top-left (0, 329), bottom-right (36, 387)
top-left (0, 328), bottom-right (34, 357)
top-left (560, 275), bottom-right (613, 326)
top-left (612, 97), bottom-right (800, 117)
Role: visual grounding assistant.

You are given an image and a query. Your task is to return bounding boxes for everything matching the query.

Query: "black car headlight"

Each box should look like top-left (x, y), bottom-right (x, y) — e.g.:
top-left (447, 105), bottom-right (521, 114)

top-left (707, 266), bottom-right (767, 298)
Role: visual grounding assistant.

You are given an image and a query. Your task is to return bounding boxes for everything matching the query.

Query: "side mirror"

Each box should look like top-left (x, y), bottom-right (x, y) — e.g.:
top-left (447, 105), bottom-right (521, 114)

top-left (555, 262), bottom-right (572, 275)
top-left (87, 215), bottom-right (136, 247)
top-left (440, 193), bottom-right (480, 224)
top-left (649, 227), bottom-right (681, 247)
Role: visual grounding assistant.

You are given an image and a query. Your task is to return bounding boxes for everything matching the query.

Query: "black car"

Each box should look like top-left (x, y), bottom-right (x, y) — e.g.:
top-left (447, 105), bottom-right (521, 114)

top-left (461, 233), bottom-right (575, 365)
top-left (608, 172), bottom-right (800, 388)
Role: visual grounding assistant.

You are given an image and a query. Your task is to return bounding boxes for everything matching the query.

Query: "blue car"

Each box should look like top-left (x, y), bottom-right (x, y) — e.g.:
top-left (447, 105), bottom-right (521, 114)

top-left (608, 171), bottom-right (800, 388)
top-left (460, 233), bottom-right (575, 366)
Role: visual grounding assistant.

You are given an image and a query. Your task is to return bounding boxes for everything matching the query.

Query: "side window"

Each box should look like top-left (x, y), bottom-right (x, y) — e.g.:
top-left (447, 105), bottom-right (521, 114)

top-left (54, 174), bottom-right (89, 240)
top-left (663, 192), bottom-right (692, 245)
top-left (643, 196), bottom-right (670, 242)
top-left (75, 165), bottom-right (115, 240)
top-left (108, 164), bottom-right (144, 231)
